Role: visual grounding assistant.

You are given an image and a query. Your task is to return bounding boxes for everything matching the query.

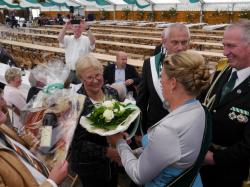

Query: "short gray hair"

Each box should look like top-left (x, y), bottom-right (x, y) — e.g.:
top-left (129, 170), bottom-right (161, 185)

top-left (76, 54), bottom-right (103, 79)
top-left (162, 23), bottom-right (190, 39)
top-left (5, 68), bottom-right (21, 83)
top-left (226, 19), bottom-right (250, 43)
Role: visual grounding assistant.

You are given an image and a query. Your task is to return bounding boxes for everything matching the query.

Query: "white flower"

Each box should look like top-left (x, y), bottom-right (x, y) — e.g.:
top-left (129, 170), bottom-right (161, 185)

top-left (123, 99), bottom-right (136, 105)
top-left (114, 109), bottom-right (118, 113)
top-left (119, 106), bottom-right (125, 113)
top-left (103, 109), bottom-right (114, 122)
top-left (102, 100), bottom-right (114, 109)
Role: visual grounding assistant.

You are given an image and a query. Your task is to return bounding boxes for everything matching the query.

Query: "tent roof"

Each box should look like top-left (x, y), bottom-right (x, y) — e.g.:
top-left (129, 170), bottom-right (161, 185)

top-left (149, 0), bottom-right (180, 4)
top-left (0, 0), bottom-right (250, 10)
top-left (203, 0), bottom-right (250, 3)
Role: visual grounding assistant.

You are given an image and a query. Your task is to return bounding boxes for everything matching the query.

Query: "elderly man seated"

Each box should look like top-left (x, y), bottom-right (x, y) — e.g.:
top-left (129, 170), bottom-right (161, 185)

top-left (103, 51), bottom-right (140, 100)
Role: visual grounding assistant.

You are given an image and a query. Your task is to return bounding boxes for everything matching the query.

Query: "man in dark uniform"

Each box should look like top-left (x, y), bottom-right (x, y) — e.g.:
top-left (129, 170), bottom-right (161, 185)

top-left (136, 23), bottom-right (190, 135)
top-left (201, 19), bottom-right (250, 187)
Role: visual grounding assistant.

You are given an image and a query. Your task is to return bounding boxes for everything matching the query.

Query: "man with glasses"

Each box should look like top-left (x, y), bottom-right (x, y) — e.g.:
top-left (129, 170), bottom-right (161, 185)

top-left (136, 23), bottom-right (190, 137)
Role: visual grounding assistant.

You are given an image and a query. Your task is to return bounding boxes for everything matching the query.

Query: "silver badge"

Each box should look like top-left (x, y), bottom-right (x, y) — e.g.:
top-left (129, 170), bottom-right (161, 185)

top-left (243, 116), bottom-right (248, 123)
top-left (229, 112), bottom-right (237, 120)
top-left (237, 114), bottom-right (247, 123)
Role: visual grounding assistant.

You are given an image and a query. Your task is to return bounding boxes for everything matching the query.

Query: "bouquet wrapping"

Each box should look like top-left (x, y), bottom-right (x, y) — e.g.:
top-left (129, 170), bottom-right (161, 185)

top-left (19, 61), bottom-right (85, 169)
top-left (80, 99), bottom-right (140, 137)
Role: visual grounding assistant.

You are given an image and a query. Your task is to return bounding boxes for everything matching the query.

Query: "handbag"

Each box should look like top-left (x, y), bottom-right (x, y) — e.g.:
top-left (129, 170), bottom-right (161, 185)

top-left (165, 105), bottom-right (212, 187)
top-left (242, 167), bottom-right (250, 187)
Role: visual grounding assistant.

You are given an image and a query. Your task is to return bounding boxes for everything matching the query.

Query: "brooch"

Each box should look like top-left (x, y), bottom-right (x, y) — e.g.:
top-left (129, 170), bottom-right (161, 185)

top-left (237, 114), bottom-right (248, 123)
top-left (228, 112), bottom-right (237, 120)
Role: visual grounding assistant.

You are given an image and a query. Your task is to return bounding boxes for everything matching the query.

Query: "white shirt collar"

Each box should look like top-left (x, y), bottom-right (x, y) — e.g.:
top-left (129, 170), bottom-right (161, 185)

top-left (232, 67), bottom-right (250, 89)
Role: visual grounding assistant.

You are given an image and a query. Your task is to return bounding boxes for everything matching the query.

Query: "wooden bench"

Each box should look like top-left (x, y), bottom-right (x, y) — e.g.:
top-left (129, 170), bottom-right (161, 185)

top-left (0, 39), bottom-right (143, 69)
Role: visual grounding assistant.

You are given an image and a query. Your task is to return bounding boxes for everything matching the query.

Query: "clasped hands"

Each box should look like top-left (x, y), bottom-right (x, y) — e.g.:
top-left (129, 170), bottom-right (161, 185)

top-left (106, 132), bottom-right (130, 166)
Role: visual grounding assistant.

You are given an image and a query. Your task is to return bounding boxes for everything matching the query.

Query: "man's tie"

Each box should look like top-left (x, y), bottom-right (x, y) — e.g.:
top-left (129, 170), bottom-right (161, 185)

top-left (220, 71), bottom-right (238, 103)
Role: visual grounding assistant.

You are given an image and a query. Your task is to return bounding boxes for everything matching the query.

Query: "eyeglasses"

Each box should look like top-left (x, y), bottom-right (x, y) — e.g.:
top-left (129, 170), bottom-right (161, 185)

top-left (83, 73), bottom-right (102, 82)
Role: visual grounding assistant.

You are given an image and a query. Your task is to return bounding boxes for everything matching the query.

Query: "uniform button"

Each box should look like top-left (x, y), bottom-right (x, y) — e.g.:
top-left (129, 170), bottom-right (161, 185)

top-left (213, 110), bottom-right (216, 113)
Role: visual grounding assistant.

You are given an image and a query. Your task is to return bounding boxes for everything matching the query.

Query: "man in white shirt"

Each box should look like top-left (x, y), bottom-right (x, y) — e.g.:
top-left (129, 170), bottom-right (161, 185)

top-left (58, 19), bottom-right (95, 84)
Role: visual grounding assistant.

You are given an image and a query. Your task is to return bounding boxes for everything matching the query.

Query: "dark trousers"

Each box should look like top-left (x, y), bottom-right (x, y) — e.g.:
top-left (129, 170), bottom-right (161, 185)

top-left (71, 160), bottom-right (118, 187)
top-left (200, 165), bottom-right (246, 187)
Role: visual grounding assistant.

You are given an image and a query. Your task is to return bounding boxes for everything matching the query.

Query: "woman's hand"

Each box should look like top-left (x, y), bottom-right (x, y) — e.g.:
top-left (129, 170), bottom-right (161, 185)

top-left (0, 111), bottom-right (7, 124)
top-left (106, 147), bottom-right (122, 165)
top-left (107, 132), bottom-right (124, 147)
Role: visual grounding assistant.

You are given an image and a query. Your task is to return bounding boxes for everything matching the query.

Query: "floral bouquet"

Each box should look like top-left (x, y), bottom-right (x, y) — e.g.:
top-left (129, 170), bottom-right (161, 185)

top-left (80, 99), bottom-right (140, 136)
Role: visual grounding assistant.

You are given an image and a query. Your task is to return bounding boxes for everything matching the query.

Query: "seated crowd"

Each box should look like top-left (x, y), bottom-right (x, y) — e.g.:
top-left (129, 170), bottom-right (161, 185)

top-left (0, 19), bottom-right (249, 187)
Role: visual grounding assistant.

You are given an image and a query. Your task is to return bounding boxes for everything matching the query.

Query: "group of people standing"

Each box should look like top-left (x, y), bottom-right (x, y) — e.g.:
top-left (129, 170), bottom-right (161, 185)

top-left (0, 17), bottom-right (249, 187)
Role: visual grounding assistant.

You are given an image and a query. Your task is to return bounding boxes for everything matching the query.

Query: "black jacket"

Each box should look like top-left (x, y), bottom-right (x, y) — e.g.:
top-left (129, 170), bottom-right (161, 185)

top-left (70, 85), bottom-right (119, 186)
top-left (103, 63), bottom-right (140, 98)
top-left (153, 44), bottom-right (163, 56)
top-left (136, 58), bottom-right (169, 134)
top-left (201, 67), bottom-right (250, 187)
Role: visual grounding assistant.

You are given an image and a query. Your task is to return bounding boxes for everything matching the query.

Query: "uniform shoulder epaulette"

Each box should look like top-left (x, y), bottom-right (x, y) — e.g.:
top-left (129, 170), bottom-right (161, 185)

top-left (216, 58), bottom-right (228, 71)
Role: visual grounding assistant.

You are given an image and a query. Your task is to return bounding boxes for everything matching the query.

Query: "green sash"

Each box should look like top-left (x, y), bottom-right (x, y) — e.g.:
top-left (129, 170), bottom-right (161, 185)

top-left (150, 52), bottom-right (164, 102)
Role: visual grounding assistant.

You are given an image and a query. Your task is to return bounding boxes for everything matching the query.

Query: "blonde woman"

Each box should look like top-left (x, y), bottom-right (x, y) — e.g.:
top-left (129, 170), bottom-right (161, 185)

top-left (70, 54), bottom-right (120, 187)
top-left (108, 51), bottom-right (211, 187)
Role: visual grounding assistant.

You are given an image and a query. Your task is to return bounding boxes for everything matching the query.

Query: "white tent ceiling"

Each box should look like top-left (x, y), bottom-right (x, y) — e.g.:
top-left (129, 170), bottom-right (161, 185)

top-left (0, 0), bottom-right (250, 11)
top-left (149, 0), bottom-right (180, 4)
top-left (203, 0), bottom-right (250, 3)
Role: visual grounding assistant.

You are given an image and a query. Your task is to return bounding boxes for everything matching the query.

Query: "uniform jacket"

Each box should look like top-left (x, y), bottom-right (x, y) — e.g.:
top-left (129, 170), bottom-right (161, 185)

top-left (136, 58), bottom-right (169, 133)
top-left (103, 63), bottom-right (140, 97)
top-left (201, 66), bottom-right (250, 187)
top-left (153, 44), bottom-right (163, 56)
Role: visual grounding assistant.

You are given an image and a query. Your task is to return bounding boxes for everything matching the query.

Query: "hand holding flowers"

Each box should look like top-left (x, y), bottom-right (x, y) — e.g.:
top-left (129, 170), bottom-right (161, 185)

top-left (107, 132), bottom-right (125, 146)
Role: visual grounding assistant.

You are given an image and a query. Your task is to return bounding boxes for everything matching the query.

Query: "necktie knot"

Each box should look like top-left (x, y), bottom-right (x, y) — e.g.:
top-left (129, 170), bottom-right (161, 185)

top-left (220, 71), bottom-right (238, 103)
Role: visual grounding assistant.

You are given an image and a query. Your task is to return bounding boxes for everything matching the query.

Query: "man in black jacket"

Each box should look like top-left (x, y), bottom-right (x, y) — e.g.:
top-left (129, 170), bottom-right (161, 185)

top-left (201, 19), bottom-right (250, 187)
top-left (103, 51), bottom-right (140, 99)
top-left (136, 23), bottom-right (190, 134)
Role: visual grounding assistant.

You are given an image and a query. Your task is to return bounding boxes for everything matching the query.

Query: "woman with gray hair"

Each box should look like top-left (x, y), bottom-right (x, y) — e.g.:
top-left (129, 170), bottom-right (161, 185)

top-left (3, 68), bottom-right (26, 129)
top-left (70, 54), bottom-right (120, 187)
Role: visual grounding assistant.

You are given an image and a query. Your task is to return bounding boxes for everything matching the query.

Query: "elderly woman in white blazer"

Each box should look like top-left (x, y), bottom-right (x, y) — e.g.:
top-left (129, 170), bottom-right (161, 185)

top-left (107, 51), bottom-right (211, 187)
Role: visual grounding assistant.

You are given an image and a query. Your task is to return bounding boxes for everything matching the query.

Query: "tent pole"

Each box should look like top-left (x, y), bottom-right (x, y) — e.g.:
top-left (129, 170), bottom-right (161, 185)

top-left (199, 1), bottom-right (205, 23)
top-left (113, 4), bottom-right (116, 21)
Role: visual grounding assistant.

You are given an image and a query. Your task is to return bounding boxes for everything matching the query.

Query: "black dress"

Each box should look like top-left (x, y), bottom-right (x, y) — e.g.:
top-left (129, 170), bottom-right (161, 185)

top-left (70, 85), bottom-right (119, 187)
